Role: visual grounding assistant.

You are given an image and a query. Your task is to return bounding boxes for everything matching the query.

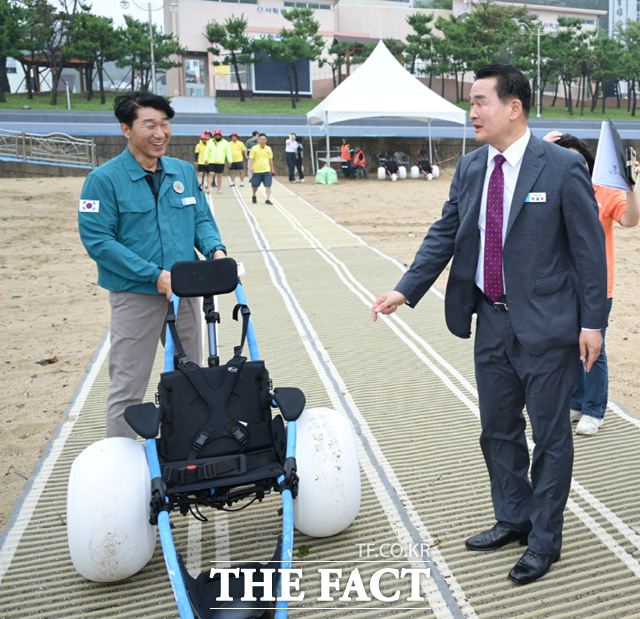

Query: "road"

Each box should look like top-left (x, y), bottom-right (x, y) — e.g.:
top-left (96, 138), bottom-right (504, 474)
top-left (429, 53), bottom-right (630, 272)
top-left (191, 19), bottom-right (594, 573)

top-left (1, 109), bottom-right (640, 139)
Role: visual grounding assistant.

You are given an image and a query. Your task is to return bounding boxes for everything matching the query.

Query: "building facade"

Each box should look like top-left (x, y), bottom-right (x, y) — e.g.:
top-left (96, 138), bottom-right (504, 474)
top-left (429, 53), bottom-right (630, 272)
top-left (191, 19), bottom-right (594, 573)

top-left (609, 0), bottom-right (639, 35)
top-left (163, 0), bottom-right (606, 100)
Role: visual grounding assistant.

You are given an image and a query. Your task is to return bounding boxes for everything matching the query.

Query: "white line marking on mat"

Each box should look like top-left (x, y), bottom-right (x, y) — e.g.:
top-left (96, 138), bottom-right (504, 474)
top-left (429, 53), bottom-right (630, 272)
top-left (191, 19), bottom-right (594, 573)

top-left (234, 187), bottom-right (475, 619)
top-left (0, 334), bottom-right (111, 584)
top-left (269, 186), bottom-right (640, 574)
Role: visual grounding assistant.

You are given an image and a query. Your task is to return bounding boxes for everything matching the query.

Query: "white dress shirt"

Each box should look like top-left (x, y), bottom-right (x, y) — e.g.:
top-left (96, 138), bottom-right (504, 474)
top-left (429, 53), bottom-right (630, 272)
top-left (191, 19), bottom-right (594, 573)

top-left (475, 128), bottom-right (531, 294)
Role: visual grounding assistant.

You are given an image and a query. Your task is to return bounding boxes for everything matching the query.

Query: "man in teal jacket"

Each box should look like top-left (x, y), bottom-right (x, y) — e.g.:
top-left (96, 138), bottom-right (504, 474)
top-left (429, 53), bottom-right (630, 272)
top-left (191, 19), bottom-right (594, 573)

top-left (78, 91), bottom-right (227, 439)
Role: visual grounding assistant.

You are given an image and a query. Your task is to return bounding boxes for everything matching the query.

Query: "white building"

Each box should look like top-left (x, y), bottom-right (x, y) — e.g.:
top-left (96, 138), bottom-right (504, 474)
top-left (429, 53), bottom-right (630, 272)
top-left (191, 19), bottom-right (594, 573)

top-left (609, 0), bottom-right (639, 35)
top-left (163, 0), bottom-right (606, 99)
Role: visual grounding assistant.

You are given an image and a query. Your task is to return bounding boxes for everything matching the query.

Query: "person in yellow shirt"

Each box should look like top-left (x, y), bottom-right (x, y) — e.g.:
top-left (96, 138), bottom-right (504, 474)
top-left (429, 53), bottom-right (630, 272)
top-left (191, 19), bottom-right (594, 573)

top-left (229, 132), bottom-right (246, 188)
top-left (194, 133), bottom-right (210, 190)
top-left (249, 133), bottom-right (275, 205)
top-left (204, 129), bottom-right (232, 194)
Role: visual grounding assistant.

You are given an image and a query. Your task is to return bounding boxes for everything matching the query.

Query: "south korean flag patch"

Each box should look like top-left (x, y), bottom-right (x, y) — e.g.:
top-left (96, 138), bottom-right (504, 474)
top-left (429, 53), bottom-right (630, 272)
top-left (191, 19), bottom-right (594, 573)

top-left (79, 200), bottom-right (100, 213)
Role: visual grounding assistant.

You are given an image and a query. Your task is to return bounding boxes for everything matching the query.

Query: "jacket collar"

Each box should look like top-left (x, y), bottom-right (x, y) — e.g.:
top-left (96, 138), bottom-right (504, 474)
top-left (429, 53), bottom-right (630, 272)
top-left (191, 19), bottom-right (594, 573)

top-left (121, 146), bottom-right (180, 181)
top-left (506, 132), bottom-right (546, 239)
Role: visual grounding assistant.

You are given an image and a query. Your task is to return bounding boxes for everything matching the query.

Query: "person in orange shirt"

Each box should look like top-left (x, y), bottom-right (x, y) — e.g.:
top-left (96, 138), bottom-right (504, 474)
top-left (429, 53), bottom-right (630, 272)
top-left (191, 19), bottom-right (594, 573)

top-left (348, 146), bottom-right (368, 179)
top-left (340, 138), bottom-right (353, 178)
top-left (545, 132), bottom-right (640, 435)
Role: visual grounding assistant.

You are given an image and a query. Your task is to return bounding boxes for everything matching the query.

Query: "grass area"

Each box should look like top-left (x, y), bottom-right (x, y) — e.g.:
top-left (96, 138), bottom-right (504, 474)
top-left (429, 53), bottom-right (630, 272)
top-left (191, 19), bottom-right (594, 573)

top-left (0, 91), bottom-right (120, 111)
top-left (0, 92), bottom-right (319, 114)
top-left (215, 97), bottom-right (321, 115)
top-left (3, 90), bottom-right (640, 120)
top-left (454, 100), bottom-right (640, 120)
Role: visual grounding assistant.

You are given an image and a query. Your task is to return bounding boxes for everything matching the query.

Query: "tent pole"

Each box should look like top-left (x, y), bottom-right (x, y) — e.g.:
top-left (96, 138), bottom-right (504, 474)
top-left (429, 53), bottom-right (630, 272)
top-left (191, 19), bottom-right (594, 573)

top-left (308, 123), bottom-right (316, 175)
top-left (462, 114), bottom-right (466, 158)
top-left (325, 111), bottom-right (330, 168)
top-left (429, 121), bottom-right (432, 163)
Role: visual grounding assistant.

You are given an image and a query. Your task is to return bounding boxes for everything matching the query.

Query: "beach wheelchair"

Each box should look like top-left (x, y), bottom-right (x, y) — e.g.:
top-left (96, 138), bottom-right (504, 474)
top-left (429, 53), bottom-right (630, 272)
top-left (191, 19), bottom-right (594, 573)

top-left (67, 257), bottom-right (361, 619)
top-left (393, 152), bottom-right (410, 180)
top-left (376, 151), bottom-right (400, 181)
top-left (410, 150), bottom-right (439, 181)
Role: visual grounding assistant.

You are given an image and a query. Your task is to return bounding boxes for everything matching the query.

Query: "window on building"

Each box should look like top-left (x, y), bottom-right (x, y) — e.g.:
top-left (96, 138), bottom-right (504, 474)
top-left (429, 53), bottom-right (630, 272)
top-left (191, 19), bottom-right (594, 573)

top-left (283, 1), bottom-right (332, 8)
top-left (7, 58), bottom-right (17, 74)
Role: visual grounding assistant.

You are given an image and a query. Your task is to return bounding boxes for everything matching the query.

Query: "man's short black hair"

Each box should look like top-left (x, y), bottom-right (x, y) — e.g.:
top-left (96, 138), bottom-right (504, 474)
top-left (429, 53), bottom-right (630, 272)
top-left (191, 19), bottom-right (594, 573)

top-left (259, 133), bottom-right (267, 138)
top-left (555, 134), bottom-right (595, 177)
top-left (475, 64), bottom-right (531, 119)
top-left (252, 130), bottom-right (259, 137)
top-left (114, 91), bottom-right (175, 127)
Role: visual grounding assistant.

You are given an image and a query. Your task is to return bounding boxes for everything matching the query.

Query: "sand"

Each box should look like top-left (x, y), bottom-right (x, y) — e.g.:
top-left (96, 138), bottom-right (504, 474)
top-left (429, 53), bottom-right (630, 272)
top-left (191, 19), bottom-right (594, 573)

top-left (2, 171), bottom-right (639, 531)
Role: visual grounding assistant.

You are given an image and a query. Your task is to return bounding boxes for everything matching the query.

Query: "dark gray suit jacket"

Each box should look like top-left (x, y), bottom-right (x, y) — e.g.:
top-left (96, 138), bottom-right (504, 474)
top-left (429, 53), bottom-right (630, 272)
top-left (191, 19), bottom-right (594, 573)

top-left (395, 133), bottom-right (608, 356)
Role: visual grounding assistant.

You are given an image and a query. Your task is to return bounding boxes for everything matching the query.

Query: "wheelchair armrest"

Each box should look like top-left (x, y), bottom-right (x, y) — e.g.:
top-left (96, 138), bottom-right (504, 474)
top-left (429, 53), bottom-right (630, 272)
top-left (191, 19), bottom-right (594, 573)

top-left (272, 387), bottom-right (306, 421)
top-left (124, 402), bottom-right (162, 439)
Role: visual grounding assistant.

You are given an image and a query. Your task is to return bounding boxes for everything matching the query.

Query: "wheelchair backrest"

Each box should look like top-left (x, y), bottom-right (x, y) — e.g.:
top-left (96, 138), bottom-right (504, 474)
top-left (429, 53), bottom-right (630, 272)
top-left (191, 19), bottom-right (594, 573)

top-left (171, 258), bottom-right (238, 298)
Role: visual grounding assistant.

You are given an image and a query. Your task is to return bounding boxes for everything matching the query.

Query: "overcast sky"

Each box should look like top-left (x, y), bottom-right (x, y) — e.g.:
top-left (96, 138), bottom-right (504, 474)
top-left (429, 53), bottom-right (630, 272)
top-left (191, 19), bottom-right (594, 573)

top-left (85, 0), bottom-right (166, 29)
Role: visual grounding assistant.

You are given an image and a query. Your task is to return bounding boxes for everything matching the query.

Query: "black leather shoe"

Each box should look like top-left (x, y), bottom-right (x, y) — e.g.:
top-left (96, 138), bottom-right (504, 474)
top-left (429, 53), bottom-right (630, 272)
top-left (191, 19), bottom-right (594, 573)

top-left (465, 522), bottom-right (529, 551)
top-left (508, 548), bottom-right (561, 585)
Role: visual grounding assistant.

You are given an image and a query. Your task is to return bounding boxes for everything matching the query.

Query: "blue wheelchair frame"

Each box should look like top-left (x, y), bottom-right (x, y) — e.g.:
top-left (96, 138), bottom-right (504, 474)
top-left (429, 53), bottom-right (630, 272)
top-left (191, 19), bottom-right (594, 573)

top-left (146, 282), bottom-right (296, 619)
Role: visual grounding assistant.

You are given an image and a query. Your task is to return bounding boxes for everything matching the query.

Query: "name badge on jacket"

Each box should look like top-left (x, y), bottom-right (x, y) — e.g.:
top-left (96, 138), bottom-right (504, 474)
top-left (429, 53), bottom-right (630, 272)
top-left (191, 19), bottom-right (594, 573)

top-left (525, 192), bottom-right (546, 203)
top-left (181, 197), bottom-right (197, 205)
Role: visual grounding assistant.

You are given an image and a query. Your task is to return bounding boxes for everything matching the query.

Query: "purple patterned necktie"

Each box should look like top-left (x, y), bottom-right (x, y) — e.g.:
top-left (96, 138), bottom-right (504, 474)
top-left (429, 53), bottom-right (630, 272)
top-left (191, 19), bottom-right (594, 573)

top-left (484, 154), bottom-right (506, 302)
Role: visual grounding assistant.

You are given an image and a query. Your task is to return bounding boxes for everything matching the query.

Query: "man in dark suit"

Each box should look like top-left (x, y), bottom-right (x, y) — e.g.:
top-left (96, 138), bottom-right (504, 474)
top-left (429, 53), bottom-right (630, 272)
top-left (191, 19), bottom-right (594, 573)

top-left (372, 64), bottom-right (607, 585)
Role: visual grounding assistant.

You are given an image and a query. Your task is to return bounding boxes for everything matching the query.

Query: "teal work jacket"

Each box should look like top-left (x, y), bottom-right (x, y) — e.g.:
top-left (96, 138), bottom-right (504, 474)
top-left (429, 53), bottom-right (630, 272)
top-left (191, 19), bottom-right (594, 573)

top-left (78, 147), bottom-right (226, 295)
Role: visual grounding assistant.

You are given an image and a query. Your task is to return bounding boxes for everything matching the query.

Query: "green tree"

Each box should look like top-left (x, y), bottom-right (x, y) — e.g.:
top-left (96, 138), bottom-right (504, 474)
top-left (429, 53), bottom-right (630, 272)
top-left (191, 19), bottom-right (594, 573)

top-left (617, 21), bottom-right (640, 116)
top-left (590, 34), bottom-right (625, 113)
top-left (414, 0), bottom-right (451, 8)
top-left (280, 7), bottom-right (325, 102)
top-left (0, 0), bottom-right (27, 103)
top-left (318, 41), bottom-right (347, 89)
top-left (24, 0), bottom-right (82, 105)
top-left (15, 0), bottom-right (46, 100)
top-left (69, 12), bottom-right (120, 104)
top-left (204, 14), bottom-right (257, 103)
top-left (117, 14), bottom-right (185, 92)
top-left (318, 40), bottom-right (375, 88)
top-left (405, 12), bottom-right (436, 78)
top-left (435, 16), bottom-right (476, 101)
top-left (256, 36), bottom-right (298, 108)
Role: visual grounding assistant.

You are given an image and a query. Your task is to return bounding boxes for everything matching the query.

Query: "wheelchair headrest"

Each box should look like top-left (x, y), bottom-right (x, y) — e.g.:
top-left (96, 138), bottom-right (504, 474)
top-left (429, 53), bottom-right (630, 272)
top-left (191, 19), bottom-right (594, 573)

top-left (171, 258), bottom-right (239, 297)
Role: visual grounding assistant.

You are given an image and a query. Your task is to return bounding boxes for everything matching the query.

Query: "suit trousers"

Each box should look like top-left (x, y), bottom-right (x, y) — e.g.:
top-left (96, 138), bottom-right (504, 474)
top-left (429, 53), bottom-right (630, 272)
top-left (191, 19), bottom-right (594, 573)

top-left (106, 292), bottom-right (203, 439)
top-left (474, 292), bottom-right (579, 554)
top-left (286, 152), bottom-right (303, 181)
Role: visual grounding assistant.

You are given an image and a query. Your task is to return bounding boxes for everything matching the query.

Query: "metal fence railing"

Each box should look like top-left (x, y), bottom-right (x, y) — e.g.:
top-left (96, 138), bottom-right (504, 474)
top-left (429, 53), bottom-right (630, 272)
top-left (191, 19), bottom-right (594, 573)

top-left (0, 128), bottom-right (96, 169)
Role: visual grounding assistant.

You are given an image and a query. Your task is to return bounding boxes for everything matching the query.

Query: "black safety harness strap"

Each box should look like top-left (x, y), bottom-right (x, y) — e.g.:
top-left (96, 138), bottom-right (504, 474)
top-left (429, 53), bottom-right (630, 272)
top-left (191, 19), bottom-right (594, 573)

top-left (162, 451), bottom-right (275, 486)
top-left (165, 301), bottom-right (250, 458)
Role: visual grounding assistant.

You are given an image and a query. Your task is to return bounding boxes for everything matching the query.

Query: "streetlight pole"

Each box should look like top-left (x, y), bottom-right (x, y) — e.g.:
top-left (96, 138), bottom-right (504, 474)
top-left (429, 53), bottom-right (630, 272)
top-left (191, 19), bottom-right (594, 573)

top-left (519, 22), bottom-right (559, 117)
top-left (148, 2), bottom-right (156, 94)
top-left (536, 26), bottom-right (541, 118)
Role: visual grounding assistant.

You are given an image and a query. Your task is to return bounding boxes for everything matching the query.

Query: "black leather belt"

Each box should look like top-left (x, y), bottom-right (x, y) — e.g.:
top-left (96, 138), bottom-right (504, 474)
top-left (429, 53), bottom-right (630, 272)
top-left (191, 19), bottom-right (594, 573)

top-left (477, 287), bottom-right (509, 312)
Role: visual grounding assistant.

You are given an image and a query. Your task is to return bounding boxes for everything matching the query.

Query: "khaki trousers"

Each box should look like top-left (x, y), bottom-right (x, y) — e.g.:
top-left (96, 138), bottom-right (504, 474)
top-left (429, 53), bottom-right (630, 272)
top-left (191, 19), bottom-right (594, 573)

top-left (106, 292), bottom-right (203, 439)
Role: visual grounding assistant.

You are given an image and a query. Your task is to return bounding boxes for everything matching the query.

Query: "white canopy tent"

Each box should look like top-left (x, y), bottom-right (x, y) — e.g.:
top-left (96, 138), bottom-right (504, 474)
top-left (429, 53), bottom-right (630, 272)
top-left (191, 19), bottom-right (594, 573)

top-left (306, 40), bottom-right (467, 173)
